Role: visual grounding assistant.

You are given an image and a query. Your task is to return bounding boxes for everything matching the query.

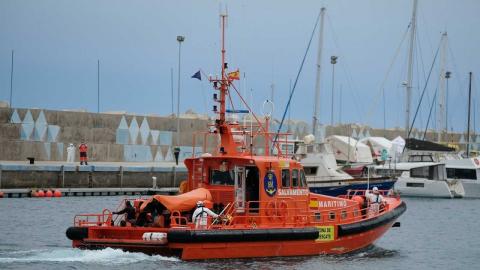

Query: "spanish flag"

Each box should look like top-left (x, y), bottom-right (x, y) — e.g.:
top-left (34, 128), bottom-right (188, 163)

top-left (227, 69), bottom-right (240, 81)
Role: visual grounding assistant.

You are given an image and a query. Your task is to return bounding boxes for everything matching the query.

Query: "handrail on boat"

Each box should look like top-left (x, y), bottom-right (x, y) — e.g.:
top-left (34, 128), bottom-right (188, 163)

top-left (74, 209), bottom-right (112, 227)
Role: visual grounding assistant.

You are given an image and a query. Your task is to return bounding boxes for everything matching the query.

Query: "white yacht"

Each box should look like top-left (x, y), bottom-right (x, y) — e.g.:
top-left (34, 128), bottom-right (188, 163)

top-left (394, 163), bottom-right (465, 198)
top-left (446, 157), bottom-right (480, 198)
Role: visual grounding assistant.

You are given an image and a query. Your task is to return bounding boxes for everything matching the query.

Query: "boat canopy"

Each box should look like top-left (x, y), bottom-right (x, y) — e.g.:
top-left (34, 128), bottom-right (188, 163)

top-left (141, 188), bottom-right (212, 212)
top-left (360, 137), bottom-right (393, 158)
top-left (326, 135), bottom-right (373, 163)
top-left (405, 138), bottom-right (455, 152)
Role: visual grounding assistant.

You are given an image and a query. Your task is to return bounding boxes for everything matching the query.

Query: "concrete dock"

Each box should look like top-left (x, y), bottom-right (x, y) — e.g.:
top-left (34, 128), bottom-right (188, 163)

top-left (0, 160), bottom-right (187, 197)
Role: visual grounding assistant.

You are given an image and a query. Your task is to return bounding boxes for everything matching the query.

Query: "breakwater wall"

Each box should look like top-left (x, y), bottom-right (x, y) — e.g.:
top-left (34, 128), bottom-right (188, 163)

top-left (0, 162), bottom-right (187, 190)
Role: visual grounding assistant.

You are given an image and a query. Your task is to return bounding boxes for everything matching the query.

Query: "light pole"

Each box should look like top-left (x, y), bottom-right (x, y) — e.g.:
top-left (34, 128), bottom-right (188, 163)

top-left (9, 50), bottom-right (14, 108)
top-left (97, 59), bottom-right (100, 114)
top-left (176, 35), bottom-right (185, 148)
top-left (330, 55), bottom-right (338, 126)
top-left (445, 71), bottom-right (451, 142)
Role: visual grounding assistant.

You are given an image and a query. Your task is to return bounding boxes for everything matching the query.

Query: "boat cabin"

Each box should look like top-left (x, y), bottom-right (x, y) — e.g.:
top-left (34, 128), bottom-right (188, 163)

top-left (183, 154), bottom-right (313, 225)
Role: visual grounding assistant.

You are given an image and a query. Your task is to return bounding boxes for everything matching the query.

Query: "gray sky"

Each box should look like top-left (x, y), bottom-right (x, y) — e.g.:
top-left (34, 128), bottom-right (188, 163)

top-left (0, 0), bottom-right (479, 132)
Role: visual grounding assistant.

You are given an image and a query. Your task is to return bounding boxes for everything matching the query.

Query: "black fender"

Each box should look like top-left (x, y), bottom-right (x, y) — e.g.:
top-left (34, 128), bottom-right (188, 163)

top-left (66, 227), bottom-right (89, 240)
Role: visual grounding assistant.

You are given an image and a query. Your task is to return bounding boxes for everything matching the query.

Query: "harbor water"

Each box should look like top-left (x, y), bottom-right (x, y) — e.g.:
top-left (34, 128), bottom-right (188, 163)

top-left (0, 196), bottom-right (478, 270)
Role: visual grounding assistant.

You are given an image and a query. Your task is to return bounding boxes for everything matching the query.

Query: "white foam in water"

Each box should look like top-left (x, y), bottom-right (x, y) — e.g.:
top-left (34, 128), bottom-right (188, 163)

top-left (0, 248), bottom-right (179, 264)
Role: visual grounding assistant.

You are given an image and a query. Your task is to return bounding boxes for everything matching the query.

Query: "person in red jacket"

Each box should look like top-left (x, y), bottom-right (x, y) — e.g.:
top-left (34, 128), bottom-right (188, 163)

top-left (79, 142), bottom-right (88, 165)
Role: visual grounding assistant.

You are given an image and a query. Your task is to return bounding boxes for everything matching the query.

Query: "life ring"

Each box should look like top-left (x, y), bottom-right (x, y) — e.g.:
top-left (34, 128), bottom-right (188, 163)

top-left (102, 209), bottom-right (112, 226)
top-left (266, 200), bottom-right (288, 222)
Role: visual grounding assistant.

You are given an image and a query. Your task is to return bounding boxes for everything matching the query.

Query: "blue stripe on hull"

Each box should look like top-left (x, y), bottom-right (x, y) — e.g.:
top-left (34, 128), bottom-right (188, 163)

top-left (309, 180), bottom-right (396, 197)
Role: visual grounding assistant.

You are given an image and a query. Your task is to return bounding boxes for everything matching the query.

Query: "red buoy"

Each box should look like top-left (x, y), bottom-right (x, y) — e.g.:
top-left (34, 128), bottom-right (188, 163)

top-left (45, 190), bottom-right (53, 197)
top-left (0, 191), bottom-right (4, 198)
top-left (53, 189), bottom-right (62, 197)
top-left (37, 190), bottom-right (45, 197)
top-left (31, 190), bottom-right (38, 197)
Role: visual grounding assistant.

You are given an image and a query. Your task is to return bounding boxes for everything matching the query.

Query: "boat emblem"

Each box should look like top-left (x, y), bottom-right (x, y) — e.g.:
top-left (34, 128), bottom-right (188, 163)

top-left (264, 171), bottom-right (278, 196)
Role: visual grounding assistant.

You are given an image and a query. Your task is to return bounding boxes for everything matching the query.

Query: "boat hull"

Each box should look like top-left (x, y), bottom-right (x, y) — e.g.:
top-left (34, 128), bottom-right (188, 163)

top-left (69, 201), bottom-right (406, 260)
top-left (394, 177), bottom-right (464, 198)
top-left (462, 181), bottom-right (480, 198)
top-left (309, 179), bottom-right (396, 197)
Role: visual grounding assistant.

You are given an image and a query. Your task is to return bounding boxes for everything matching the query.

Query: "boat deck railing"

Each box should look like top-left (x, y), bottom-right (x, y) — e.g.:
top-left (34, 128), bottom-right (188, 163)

top-left (74, 192), bottom-right (397, 229)
top-left (169, 196), bottom-right (393, 229)
top-left (74, 209), bottom-right (112, 227)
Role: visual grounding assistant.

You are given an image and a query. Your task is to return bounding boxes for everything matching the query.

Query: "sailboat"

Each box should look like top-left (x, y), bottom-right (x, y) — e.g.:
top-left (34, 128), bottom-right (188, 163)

top-left (295, 7), bottom-right (396, 196)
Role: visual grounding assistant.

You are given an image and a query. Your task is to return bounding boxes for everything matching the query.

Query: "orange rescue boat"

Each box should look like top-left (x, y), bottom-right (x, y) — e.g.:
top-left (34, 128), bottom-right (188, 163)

top-left (66, 13), bottom-right (406, 260)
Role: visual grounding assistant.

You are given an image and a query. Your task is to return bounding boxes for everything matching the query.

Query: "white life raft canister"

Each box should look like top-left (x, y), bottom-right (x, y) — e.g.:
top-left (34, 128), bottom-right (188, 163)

top-left (142, 232), bottom-right (168, 244)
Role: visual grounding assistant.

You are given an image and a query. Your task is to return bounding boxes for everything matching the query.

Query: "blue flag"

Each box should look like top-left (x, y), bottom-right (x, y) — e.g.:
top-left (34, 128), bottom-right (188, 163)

top-left (191, 70), bottom-right (201, 81)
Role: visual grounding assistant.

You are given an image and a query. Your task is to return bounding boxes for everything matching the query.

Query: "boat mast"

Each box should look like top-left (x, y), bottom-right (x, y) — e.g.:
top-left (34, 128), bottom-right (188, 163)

top-left (312, 7), bottom-right (326, 140)
top-left (405, 0), bottom-right (418, 138)
top-left (467, 72), bottom-right (472, 157)
top-left (220, 14), bottom-right (227, 125)
top-left (437, 32), bottom-right (447, 143)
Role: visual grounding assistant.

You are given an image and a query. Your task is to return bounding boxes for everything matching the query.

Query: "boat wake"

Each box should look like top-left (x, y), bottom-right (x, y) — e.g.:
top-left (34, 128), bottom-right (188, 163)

top-left (0, 247), bottom-right (179, 264)
top-left (333, 245), bottom-right (399, 260)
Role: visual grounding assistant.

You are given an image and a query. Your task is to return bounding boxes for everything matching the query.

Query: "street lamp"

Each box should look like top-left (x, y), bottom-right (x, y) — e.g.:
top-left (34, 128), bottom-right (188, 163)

top-left (445, 71), bottom-right (451, 141)
top-left (176, 35), bottom-right (185, 148)
top-left (330, 55), bottom-right (338, 126)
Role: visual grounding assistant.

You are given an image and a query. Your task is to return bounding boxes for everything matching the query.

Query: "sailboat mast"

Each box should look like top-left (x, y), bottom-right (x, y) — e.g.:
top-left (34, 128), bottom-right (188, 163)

top-left (312, 7), bottom-right (326, 139)
top-left (467, 72), bottom-right (472, 157)
top-left (405, 0), bottom-right (418, 138)
top-left (437, 32), bottom-right (447, 143)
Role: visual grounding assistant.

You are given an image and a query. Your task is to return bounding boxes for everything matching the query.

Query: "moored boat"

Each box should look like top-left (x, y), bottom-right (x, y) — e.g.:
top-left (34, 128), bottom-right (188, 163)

top-left (394, 162), bottom-right (464, 198)
top-left (296, 140), bottom-right (396, 197)
top-left (66, 13), bottom-right (406, 260)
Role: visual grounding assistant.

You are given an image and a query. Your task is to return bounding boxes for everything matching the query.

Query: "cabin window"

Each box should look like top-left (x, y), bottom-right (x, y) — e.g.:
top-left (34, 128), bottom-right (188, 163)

top-left (300, 170), bottom-right (308, 187)
top-left (328, 212), bottom-right (336, 220)
top-left (304, 166), bottom-right (317, 176)
top-left (410, 166), bottom-right (430, 179)
top-left (406, 182), bottom-right (424, 188)
top-left (282, 169), bottom-right (290, 187)
top-left (341, 210), bottom-right (347, 220)
top-left (353, 208), bottom-right (359, 217)
top-left (314, 212), bottom-right (321, 221)
top-left (446, 168), bottom-right (477, 180)
top-left (292, 169), bottom-right (299, 187)
top-left (408, 155), bottom-right (434, 162)
top-left (210, 169), bottom-right (234, 185)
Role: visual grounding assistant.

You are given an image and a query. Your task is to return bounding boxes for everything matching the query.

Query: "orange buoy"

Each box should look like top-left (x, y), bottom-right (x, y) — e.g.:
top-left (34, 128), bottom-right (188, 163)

top-left (0, 191), bottom-right (4, 198)
top-left (53, 189), bottom-right (62, 197)
top-left (45, 190), bottom-right (53, 197)
top-left (37, 190), bottom-right (45, 197)
top-left (31, 190), bottom-right (38, 197)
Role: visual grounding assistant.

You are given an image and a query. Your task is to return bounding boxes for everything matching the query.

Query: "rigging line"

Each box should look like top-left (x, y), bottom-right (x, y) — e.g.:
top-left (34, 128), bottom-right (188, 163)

top-left (273, 10), bottom-right (321, 148)
top-left (326, 14), bottom-right (364, 120)
top-left (352, 24), bottom-right (410, 140)
top-left (394, 36), bottom-right (410, 128)
top-left (408, 35), bottom-right (442, 138)
top-left (423, 83), bottom-right (440, 140)
top-left (414, 32), bottom-right (429, 129)
top-left (378, 25), bottom-right (410, 97)
top-left (228, 82), bottom-right (282, 154)
top-left (448, 42), bottom-right (467, 101)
